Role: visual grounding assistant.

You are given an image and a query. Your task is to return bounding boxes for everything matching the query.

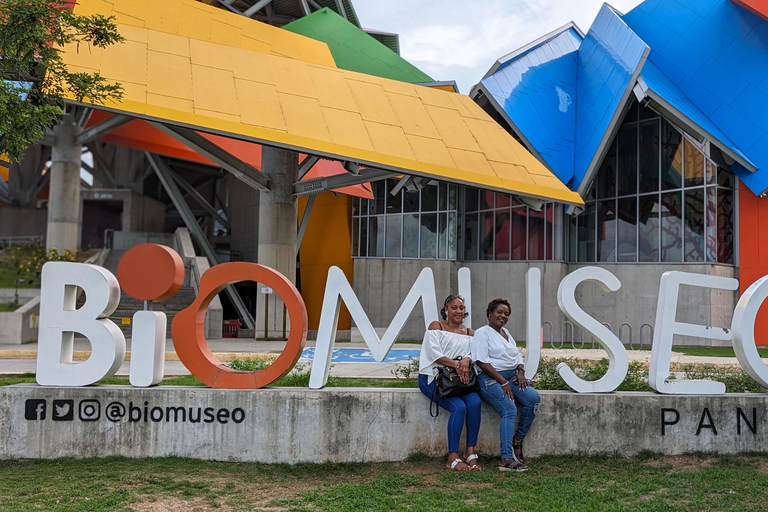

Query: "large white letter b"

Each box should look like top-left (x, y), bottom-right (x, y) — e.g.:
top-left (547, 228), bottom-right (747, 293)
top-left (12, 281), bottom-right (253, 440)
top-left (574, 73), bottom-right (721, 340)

top-left (36, 262), bottom-right (125, 386)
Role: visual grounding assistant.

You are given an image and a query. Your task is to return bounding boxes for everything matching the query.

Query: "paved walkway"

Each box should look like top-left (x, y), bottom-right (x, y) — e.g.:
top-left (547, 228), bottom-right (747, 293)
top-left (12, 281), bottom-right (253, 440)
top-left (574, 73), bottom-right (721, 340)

top-left (0, 339), bottom-right (748, 379)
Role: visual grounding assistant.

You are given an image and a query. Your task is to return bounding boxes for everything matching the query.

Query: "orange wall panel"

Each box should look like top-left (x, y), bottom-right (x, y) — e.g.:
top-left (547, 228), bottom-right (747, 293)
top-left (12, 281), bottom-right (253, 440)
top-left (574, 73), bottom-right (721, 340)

top-left (298, 193), bottom-right (353, 331)
top-left (739, 181), bottom-right (768, 344)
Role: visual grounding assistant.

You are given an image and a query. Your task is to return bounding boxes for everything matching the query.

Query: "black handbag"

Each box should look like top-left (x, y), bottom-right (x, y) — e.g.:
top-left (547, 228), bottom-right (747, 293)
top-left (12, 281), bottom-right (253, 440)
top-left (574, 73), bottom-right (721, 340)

top-left (429, 358), bottom-right (479, 417)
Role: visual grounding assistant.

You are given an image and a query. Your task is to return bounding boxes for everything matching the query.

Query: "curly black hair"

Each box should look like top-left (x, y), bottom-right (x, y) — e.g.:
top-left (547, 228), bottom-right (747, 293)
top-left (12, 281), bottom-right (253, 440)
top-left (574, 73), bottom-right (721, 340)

top-left (440, 294), bottom-right (469, 320)
top-left (485, 297), bottom-right (511, 318)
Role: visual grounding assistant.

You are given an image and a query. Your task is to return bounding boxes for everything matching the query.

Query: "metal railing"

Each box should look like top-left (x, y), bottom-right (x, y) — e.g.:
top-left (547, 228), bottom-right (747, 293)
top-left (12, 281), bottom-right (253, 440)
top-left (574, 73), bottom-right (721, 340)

top-left (543, 321), bottom-right (654, 350)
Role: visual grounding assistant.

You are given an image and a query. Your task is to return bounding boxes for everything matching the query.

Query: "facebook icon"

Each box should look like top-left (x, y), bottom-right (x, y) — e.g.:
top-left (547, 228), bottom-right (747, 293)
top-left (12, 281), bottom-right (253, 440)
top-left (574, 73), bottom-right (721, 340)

top-left (25, 399), bottom-right (47, 420)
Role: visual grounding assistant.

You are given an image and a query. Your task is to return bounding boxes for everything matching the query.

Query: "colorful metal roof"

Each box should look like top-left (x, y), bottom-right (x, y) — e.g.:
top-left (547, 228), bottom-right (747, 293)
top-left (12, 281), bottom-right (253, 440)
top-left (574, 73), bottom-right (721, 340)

top-left (63, 0), bottom-right (582, 205)
top-left (477, 0), bottom-right (768, 197)
top-left (282, 8), bottom-right (432, 83)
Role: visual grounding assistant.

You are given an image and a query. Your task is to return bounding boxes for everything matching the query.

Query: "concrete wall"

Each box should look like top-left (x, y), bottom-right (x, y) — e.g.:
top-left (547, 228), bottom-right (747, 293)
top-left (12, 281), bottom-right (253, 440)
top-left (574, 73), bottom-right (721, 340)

top-left (0, 296), bottom-right (40, 344)
top-left (112, 231), bottom-right (174, 251)
top-left (352, 259), bottom-right (738, 345)
top-left (3, 386), bottom-right (768, 462)
top-left (0, 207), bottom-right (47, 238)
top-left (80, 189), bottom-right (166, 236)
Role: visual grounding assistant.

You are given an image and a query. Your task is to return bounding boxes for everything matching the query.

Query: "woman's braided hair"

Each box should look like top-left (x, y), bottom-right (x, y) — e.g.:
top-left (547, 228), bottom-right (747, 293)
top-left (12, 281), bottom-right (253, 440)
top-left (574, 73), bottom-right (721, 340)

top-left (486, 297), bottom-right (511, 318)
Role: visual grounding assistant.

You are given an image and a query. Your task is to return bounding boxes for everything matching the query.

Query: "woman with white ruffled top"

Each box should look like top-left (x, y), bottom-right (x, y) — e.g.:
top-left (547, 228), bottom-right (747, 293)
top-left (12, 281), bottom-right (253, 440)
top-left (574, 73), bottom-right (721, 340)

top-left (418, 294), bottom-right (482, 471)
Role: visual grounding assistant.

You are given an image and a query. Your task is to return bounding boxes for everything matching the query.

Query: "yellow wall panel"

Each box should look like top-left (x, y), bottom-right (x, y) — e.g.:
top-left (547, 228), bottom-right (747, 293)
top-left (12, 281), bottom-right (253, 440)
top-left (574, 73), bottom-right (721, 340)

top-left (239, 36), bottom-right (271, 54)
top-left (448, 148), bottom-right (495, 176)
top-left (194, 108), bottom-right (241, 124)
top-left (231, 49), bottom-right (273, 85)
top-left (146, 93), bottom-right (194, 113)
top-left (99, 40), bottom-right (148, 86)
top-left (406, 135), bottom-right (456, 168)
top-left (147, 31), bottom-right (190, 57)
top-left (113, 0), bottom-right (149, 22)
top-left (490, 162), bottom-right (536, 185)
top-left (364, 122), bottom-right (416, 160)
top-left (144, 2), bottom-right (182, 34)
top-left (416, 86), bottom-right (459, 110)
top-left (388, 94), bottom-right (441, 139)
top-left (427, 107), bottom-right (482, 152)
top-left (347, 80), bottom-right (400, 126)
top-left (147, 51), bottom-right (193, 101)
top-left (176, 3), bottom-right (213, 41)
top-left (234, 79), bottom-right (286, 132)
top-left (322, 109), bottom-right (374, 151)
top-left (270, 58), bottom-right (318, 99)
top-left (309, 67), bottom-right (358, 112)
top-left (279, 94), bottom-right (330, 141)
top-left (210, 19), bottom-right (243, 48)
top-left (463, 118), bottom-right (523, 164)
top-left (190, 65), bottom-right (239, 115)
top-left (116, 24), bottom-right (149, 44)
top-left (58, 42), bottom-right (103, 70)
top-left (380, 79), bottom-right (420, 97)
top-left (189, 38), bottom-right (233, 70)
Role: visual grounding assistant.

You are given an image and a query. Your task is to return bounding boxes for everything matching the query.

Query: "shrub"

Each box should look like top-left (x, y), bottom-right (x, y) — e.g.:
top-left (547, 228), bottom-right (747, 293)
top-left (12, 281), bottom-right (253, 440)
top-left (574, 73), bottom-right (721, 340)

top-left (3, 241), bottom-right (75, 287)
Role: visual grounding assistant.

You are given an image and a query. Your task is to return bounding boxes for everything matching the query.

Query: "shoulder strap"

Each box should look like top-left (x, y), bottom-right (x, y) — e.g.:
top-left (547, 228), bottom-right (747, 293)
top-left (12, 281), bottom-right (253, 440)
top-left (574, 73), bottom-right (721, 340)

top-left (430, 380), bottom-right (440, 417)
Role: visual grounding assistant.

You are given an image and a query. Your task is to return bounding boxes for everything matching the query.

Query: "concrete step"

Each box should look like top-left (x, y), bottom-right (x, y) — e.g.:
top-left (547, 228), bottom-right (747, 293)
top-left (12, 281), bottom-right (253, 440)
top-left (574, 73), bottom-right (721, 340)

top-left (78, 288), bottom-right (198, 338)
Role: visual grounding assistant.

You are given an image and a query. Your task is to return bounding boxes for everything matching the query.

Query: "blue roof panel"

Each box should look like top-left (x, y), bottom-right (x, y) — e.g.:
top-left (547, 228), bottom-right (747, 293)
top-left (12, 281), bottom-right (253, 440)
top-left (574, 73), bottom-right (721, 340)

top-left (572, 4), bottom-right (649, 190)
top-left (479, 26), bottom-right (582, 185)
top-left (625, 0), bottom-right (768, 195)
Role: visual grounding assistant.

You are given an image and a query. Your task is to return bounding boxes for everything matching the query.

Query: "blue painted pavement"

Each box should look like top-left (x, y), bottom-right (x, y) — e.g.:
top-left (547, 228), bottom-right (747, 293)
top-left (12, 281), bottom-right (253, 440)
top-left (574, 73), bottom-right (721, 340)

top-left (301, 348), bottom-right (420, 363)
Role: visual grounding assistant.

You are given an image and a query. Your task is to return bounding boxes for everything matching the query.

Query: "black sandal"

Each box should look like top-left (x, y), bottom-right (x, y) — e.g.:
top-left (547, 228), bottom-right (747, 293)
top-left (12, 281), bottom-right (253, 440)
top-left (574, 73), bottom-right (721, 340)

top-left (499, 458), bottom-right (528, 472)
top-left (513, 440), bottom-right (525, 464)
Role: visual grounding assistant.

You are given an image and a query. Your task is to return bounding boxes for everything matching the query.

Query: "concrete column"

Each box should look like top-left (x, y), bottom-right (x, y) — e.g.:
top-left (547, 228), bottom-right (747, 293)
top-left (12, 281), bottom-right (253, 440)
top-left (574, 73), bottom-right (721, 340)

top-left (256, 146), bottom-right (298, 337)
top-left (46, 120), bottom-right (82, 253)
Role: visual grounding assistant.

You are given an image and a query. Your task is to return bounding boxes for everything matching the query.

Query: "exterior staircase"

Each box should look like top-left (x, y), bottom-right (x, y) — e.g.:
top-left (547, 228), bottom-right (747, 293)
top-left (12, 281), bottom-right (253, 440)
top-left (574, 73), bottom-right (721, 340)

top-left (78, 244), bottom-right (199, 339)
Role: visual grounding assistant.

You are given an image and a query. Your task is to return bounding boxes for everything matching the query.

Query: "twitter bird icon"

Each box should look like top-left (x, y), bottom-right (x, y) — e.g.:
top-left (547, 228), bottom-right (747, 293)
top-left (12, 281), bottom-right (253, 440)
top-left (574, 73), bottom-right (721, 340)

top-left (52, 400), bottom-right (74, 421)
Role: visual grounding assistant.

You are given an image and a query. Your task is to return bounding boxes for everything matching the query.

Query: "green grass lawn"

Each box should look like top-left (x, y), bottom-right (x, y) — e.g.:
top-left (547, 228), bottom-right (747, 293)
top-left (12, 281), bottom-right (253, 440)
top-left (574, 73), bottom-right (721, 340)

top-left (0, 453), bottom-right (766, 511)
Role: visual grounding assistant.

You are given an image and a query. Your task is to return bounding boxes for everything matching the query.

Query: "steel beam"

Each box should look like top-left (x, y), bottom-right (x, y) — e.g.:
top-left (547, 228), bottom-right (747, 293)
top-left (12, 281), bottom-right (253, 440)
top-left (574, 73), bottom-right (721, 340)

top-left (243, 0), bottom-right (273, 17)
top-left (85, 143), bottom-right (118, 188)
top-left (296, 194), bottom-right (316, 256)
top-left (169, 169), bottom-right (230, 229)
top-left (294, 168), bottom-right (395, 196)
top-left (297, 155), bottom-right (319, 180)
top-left (75, 115), bottom-right (131, 145)
top-left (150, 122), bottom-right (270, 191)
top-left (147, 152), bottom-right (256, 329)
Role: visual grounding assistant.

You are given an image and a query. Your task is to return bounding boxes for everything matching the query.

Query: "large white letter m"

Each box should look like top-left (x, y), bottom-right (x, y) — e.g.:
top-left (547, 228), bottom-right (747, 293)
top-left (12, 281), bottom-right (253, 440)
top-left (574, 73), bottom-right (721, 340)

top-left (308, 266), bottom-right (438, 389)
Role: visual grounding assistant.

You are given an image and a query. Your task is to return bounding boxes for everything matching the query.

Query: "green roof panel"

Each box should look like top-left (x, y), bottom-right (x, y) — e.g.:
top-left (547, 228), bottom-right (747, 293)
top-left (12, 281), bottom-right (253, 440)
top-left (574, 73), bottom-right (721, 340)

top-left (283, 8), bottom-right (432, 83)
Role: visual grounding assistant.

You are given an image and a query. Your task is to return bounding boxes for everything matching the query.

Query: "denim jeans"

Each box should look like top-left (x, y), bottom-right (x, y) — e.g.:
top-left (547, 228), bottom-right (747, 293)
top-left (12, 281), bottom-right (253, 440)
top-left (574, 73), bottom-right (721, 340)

top-left (477, 370), bottom-right (540, 460)
top-left (419, 374), bottom-right (482, 453)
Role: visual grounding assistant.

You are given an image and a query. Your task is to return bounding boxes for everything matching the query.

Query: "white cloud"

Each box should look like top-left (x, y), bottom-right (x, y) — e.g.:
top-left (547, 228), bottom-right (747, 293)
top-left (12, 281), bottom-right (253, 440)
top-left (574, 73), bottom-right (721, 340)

top-left (353, 0), bottom-right (644, 93)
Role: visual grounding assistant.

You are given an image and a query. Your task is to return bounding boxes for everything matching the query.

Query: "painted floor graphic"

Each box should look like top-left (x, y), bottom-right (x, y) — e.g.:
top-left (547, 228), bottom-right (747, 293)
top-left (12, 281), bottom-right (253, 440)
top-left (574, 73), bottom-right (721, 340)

top-left (300, 348), bottom-right (420, 363)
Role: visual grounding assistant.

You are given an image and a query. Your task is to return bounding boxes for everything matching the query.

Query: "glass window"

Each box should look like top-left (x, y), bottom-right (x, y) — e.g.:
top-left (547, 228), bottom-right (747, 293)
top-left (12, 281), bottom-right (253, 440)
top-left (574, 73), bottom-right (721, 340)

top-left (529, 212), bottom-right (545, 260)
top-left (578, 202), bottom-right (596, 262)
top-left (447, 212), bottom-right (458, 259)
top-left (438, 182), bottom-right (447, 211)
top-left (479, 211), bottom-right (494, 260)
top-left (438, 213), bottom-right (447, 259)
top-left (465, 187), bottom-right (479, 212)
top-left (617, 125), bottom-right (638, 197)
top-left (660, 192), bottom-right (682, 262)
top-left (403, 189), bottom-right (419, 213)
top-left (402, 214), bottom-right (419, 258)
top-left (359, 215), bottom-right (368, 257)
top-left (510, 207), bottom-right (527, 260)
top-left (617, 197), bottom-right (637, 262)
top-left (639, 120), bottom-right (660, 193)
top-left (385, 215), bottom-right (402, 257)
top-left (420, 213), bottom-right (437, 258)
top-left (661, 120), bottom-right (683, 191)
top-left (448, 184), bottom-right (458, 210)
top-left (368, 216), bottom-right (385, 257)
top-left (683, 188), bottom-right (704, 262)
top-left (352, 216), bottom-right (360, 257)
top-left (386, 180), bottom-right (402, 214)
top-left (706, 187), bottom-right (717, 262)
top-left (495, 209), bottom-right (511, 260)
top-left (638, 194), bottom-right (659, 262)
top-left (422, 183), bottom-right (438, 212)
top-left (684, 139), bottom-right (705, 188)
top-left (464, 213), bottom-right (479, 261)
top-left (370, 182), bottom-right (385, 215)
top-left (597, 140), bottom-right (617, 199)
top-left (597, 199), bottom-right (617, 262)
top-left (717, 188), bottom-right (734, 264)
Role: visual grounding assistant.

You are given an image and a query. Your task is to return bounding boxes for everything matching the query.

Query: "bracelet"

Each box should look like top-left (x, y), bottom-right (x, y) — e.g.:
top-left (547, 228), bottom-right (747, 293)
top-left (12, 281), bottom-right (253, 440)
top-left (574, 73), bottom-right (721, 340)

top-left (500, 381), bottom-right (510, 387)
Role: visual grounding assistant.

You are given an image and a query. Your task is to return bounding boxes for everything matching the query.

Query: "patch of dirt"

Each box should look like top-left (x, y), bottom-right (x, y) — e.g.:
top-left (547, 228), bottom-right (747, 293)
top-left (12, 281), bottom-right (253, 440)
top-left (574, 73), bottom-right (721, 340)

top-left (643, 455), bottom-right (714, 472)
top-left (133, 497), bottom-right (224, 512)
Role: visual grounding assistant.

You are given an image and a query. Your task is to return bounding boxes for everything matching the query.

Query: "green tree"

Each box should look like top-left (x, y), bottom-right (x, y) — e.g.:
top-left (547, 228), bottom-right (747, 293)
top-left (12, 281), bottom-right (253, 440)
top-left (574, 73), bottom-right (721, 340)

top-left (0, 0), bottom-right (124, 163)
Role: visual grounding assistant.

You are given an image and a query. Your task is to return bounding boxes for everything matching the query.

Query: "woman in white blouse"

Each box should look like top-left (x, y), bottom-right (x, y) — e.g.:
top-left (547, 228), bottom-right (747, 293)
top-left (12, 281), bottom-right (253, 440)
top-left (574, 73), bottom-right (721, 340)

top-left (418, 294), bottom-right (482, 471)
top-left (471, 297), bottom-right (540, 472)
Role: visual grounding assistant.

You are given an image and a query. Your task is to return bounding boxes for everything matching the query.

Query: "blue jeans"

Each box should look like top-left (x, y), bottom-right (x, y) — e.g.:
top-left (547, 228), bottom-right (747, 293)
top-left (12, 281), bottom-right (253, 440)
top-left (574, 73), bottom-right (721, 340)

top-left (419, 374), bottom-right (482, 453)
top-left (477, 370), bottom-right (540, 460)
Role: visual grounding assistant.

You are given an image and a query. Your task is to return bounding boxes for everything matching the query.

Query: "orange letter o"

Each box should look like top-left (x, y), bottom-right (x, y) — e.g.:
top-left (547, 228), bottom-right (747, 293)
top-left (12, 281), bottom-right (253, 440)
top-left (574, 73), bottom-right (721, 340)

top-left (171, 262), bottom-right (308, 388)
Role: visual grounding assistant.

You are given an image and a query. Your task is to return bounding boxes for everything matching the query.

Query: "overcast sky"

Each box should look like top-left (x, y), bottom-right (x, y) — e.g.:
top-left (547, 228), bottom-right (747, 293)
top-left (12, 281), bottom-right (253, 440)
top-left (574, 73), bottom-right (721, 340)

top-left (353, 0), bottom-right (644, 94)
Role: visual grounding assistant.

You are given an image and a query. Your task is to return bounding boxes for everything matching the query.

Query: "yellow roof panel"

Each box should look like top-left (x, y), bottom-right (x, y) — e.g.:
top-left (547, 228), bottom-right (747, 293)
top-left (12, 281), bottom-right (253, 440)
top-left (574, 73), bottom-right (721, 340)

top-left (61, 3), bottom-right (583, 205)
top-left (73, 0), bottom-right (336, 67)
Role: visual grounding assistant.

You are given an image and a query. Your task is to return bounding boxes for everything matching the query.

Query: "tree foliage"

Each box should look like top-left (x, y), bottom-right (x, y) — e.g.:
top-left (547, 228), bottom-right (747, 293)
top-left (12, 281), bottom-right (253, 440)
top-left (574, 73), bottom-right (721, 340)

top-left (0, 0), bottom-right (124, 162)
